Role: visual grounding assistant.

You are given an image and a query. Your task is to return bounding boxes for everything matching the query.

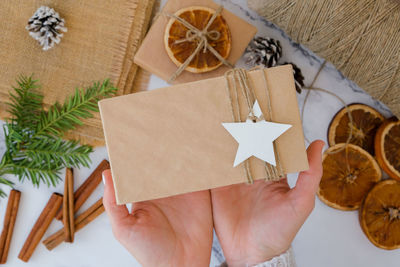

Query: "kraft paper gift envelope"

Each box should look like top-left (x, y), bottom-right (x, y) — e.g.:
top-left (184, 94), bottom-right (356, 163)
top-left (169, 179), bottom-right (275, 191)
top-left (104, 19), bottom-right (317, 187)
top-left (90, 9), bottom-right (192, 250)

top-left (99, 65), bottom-right (308, 204)
top-left (134, 0), bottom-right (257, 84)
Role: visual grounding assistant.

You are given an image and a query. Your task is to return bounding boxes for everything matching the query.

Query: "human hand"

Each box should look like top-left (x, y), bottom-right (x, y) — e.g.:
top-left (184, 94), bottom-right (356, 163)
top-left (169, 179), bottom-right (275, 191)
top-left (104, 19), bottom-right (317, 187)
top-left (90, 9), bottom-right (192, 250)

top-left (102, 170), bottom-right (213, 267)
top-left (211, 140), bottom-right (324, 266)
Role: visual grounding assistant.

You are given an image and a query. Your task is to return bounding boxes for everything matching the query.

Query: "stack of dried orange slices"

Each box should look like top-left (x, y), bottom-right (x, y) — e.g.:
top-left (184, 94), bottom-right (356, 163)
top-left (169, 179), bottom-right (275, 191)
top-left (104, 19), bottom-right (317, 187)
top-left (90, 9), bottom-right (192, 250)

top-left (318, 103), bottom-right (400, 250)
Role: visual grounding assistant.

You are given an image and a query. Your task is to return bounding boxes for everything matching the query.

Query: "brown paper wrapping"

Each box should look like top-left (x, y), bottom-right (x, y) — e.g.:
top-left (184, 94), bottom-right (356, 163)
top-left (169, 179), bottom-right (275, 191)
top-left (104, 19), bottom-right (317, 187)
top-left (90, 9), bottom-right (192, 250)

top-left (0, 0), bottom-right (156, 146)
top-left (134, 0), bottom-right (258, 84)
top-left (99, 65), bottom-right (308, 204)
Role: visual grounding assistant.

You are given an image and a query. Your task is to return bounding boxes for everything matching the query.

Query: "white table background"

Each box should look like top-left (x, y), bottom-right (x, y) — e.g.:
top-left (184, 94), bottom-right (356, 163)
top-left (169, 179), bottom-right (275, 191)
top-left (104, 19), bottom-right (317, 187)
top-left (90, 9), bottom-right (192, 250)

top-left (1, 0), bottom-right (399, 266)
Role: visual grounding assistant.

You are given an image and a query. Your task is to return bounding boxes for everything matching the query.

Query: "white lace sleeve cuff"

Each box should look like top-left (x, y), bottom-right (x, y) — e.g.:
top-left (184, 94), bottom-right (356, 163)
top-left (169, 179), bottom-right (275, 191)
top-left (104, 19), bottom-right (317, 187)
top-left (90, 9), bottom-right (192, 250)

top-left (218, 248), bottom-right (295, 267)
top-left (252, 248), bottom-right (295, 267)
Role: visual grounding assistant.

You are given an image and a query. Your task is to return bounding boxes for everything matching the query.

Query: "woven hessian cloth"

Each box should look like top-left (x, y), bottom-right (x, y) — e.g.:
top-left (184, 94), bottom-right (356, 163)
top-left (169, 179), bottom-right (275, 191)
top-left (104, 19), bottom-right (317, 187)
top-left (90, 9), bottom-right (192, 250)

top-left (248, 0), bottom-right (400, 118)
top-left (0, 0), bottom-right (156, 146)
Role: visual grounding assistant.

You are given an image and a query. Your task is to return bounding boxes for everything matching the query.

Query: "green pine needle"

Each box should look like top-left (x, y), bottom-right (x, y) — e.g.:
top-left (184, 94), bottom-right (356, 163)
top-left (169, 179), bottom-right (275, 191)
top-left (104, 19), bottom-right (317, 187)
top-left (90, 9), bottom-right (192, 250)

top-left (0, 76), bottom-right (117, 196)
top-left (1, 159), bottom-right (62, 187)
top-left (7, 76), bottom-right (43, 129)
top-left (24, 137), bottom-right (93, 169)
top-left (36, 80), bottom-right (117, 137)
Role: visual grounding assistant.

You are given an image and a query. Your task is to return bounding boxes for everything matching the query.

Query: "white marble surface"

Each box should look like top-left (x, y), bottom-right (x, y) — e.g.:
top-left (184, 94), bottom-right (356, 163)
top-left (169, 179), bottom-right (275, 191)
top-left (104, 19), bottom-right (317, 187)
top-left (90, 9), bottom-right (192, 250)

top-left (1, 0), bottom-right (399, 266)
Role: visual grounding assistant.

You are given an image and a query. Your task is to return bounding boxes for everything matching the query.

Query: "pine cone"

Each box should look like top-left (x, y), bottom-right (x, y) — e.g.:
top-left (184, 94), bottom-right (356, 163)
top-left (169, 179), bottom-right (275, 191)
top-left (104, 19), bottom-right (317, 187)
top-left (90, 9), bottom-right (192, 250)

top-left (283, 62), bottom-right (305, 94)
top-left (26, 6), bottom-right (67, 51)
top-left (245, 37), bottom-right (282, 68)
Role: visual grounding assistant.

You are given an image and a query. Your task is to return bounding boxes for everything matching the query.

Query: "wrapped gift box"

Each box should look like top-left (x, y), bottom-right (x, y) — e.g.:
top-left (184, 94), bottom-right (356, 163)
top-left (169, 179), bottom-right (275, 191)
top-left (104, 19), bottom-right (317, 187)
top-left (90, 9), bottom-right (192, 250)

top-left (134, 0), bottom-right (257, 84)
top-left (99, 65), bottom-right (308, 204)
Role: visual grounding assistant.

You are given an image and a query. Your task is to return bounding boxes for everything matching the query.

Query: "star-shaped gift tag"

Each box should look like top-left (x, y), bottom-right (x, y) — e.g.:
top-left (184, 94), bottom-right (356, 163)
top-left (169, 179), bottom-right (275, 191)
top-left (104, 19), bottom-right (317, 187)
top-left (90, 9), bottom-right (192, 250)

top-left (222, 101), bottom-right (291, 167)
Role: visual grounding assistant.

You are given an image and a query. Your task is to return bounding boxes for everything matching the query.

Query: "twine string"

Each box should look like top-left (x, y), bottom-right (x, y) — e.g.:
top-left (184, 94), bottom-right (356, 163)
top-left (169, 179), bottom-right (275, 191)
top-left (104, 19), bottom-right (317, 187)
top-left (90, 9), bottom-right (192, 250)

top-left (237, 69), bottom-right (257, 121)
top-left (225, 70), bottom-right (240, 122)
top-left (225, 69), bottom-right (254, 184)
top-left (166, 6), bottom-right (234, 83)
top-left (258, 67), bottom-right (285, 179)
top-left (224, 68), bottom-right (283, 183)
top-left (301, 60), bottom-right (354, 174)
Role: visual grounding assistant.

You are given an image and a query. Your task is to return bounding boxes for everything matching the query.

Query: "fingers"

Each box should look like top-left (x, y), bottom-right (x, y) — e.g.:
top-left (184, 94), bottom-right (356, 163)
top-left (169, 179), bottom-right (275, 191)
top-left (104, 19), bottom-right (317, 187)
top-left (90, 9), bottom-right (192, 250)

top-left (291, 140), bottom-right (325, 208)
top-left (102, 169), bottom-right (130, 227)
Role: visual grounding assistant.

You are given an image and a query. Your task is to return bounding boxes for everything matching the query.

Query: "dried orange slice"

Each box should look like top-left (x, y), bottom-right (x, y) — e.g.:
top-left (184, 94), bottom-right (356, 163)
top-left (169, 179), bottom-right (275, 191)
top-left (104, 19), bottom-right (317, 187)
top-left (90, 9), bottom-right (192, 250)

top-left (318, 143), bottom-right (381, 210)
top-left (164, 6), bottom-right (231, 73)
top-left (328, 104), bottom-right (384, 155)
top-left (360, 179), bottom-right (400, 250)
top-left (375, 120), bottom-right (400, 181)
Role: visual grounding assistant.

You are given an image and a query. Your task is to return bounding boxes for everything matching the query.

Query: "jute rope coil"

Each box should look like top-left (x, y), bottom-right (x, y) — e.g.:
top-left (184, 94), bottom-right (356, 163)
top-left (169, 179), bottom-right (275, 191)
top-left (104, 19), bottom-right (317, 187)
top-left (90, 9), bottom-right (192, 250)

top-left (224, 68), bottom-right (285, 183)
top-left (248, 0), bottom-right (400, 118)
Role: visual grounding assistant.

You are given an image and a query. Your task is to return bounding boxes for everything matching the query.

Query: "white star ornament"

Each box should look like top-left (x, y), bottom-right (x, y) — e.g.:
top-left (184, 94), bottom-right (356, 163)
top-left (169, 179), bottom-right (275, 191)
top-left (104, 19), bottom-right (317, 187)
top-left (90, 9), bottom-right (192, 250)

top-left (222, 101), bottom-right (291, 167)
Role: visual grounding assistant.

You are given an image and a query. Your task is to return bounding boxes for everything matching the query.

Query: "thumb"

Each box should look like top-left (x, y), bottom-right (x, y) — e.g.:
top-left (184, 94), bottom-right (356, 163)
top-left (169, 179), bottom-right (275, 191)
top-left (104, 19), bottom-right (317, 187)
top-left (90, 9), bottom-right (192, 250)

top-left (102, 169), bottom-right (130, 227)
top-left (290, 140), bottom-right (325, 211)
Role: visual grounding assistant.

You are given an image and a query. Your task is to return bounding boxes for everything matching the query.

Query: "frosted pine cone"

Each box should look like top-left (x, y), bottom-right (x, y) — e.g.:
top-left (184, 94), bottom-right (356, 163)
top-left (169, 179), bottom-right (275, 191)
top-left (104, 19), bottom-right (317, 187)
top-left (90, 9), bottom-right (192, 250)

top-left (26, 6), bottom-right (67, 51)
top-left (245, 37), bottom-right (282, 68)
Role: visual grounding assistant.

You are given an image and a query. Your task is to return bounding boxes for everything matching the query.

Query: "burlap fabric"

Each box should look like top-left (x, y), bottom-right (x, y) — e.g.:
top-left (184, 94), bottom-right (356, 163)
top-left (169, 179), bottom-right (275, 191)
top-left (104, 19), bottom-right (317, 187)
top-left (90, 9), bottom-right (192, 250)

top-left (248, 0), bottom-right (400, 118)
top-left (0, 0), bottom-right (156, 146)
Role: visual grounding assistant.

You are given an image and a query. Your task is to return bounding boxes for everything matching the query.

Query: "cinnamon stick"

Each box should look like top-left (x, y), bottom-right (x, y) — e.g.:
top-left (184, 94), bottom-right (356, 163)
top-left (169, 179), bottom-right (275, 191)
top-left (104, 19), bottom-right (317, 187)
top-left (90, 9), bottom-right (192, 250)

top-left (63, 168), bottom-right (75, 242)
top-left (0, 190), bottom-right (21, 264)
top-left (56, 159), bottom-right (109, 220)
top-left (18, 193), bottom-right (62, 262)
top-left (43, 198), bottom-right (104, 250)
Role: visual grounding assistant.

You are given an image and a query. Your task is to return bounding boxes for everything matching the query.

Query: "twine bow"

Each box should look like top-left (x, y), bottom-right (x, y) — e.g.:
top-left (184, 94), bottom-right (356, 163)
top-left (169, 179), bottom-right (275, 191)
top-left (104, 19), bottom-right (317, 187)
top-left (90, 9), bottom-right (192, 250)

top-left (166, 6), bottom-right (234, 83)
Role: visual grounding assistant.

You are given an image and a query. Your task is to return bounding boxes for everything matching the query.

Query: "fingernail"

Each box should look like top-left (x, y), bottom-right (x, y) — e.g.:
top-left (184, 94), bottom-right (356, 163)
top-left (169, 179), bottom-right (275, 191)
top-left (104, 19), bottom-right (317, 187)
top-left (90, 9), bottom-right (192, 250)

top-left (102, 173), bottom-right (106, 185)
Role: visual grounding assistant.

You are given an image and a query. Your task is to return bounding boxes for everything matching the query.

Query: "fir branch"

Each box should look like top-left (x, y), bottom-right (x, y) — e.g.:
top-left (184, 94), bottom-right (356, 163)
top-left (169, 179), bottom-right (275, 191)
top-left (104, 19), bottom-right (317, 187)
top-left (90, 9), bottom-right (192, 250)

top-left (1, 160), bottom-right (61, 187)
top-left (2, 124), bottom-right (62, 187)
top-left (35, 80), bottom-right (117, 137)
top-left (7, 76), bottom-right (43, 129)
top-left (23, 137), bottom-right (93, 168)
top-left (0, 76), bottom-right (117, 196)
